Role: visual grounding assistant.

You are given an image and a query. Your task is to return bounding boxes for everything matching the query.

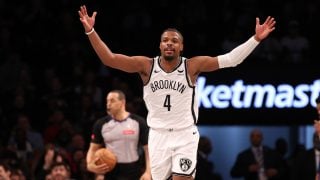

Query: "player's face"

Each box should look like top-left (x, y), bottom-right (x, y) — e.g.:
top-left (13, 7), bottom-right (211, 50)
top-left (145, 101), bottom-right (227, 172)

top-left (317, 103), bottom-right (320, 115)
top-left (106, 92), bottom-right (124, 115)
top-left (159, 31), bottom-right (183, 61)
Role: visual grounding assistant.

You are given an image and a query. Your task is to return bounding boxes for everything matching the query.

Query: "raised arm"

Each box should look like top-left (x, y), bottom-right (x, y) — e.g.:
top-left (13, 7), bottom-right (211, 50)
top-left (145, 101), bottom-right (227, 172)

top-left (187, 16), bottom-right (276, 82)
top-left (78, 5), bottom-right (150, 74)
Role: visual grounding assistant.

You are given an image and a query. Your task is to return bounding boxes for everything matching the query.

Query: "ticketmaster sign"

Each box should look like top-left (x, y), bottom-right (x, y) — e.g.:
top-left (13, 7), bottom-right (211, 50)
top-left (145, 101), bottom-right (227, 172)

top-left (197, 76), bottom-right (320, 109)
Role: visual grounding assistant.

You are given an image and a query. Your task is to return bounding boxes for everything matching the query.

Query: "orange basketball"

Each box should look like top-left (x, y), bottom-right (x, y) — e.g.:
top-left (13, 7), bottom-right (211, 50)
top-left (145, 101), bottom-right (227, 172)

top-left (95, 148), bottom-right (117, 172)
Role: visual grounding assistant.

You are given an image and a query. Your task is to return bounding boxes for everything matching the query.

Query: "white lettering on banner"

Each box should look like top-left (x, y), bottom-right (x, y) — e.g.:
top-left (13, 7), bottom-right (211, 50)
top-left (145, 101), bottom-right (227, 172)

top-left (197, 76), bottom-right (320, 109)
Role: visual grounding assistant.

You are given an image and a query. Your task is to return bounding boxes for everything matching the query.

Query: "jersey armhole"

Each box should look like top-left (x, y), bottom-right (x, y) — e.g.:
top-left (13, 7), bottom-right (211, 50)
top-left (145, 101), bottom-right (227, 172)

top-left (184, 58), bottom-right (195, 88)
top-left (143, 57), bottom-right (157, 86)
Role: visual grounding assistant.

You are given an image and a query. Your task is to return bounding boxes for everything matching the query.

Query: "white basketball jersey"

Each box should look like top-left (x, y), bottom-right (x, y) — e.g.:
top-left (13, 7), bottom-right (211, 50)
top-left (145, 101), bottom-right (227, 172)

top-left (143, 56), bottom-right (198, 129)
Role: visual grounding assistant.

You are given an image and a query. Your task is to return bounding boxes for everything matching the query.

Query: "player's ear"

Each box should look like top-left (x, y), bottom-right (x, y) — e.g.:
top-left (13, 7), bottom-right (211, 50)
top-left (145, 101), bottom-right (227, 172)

top-left (180, 43), bottom-right (184, 52)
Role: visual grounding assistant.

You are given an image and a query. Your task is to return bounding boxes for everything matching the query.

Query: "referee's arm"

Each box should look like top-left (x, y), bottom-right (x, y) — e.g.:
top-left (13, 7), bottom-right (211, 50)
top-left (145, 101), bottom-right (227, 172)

top-left (86, 143), bottom-right (109, 174)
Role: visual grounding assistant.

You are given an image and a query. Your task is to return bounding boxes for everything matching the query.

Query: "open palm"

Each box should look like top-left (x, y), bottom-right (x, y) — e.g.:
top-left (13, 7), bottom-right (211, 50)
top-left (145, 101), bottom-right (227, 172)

top-left (255, 16), bottom-right (276, 41)
top-left (78, 5), bottom-right (97, 32)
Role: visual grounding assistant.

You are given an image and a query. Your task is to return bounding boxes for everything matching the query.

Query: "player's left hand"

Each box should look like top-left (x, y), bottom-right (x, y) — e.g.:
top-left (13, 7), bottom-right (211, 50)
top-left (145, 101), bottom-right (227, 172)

top-left (254, 16), bottom-right (276, 41)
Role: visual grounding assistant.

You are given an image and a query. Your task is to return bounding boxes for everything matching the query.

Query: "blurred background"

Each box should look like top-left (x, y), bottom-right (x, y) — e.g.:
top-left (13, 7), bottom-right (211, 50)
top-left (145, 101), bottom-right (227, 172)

top-left (0, 0), bottom-right (319, 179)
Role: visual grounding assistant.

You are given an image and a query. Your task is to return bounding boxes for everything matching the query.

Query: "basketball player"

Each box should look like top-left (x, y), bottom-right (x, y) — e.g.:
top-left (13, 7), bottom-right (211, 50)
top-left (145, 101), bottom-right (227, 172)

top-left (78, 5), bottom-right (276, 180)
top-left (86, 90), bottom-right (151, 180)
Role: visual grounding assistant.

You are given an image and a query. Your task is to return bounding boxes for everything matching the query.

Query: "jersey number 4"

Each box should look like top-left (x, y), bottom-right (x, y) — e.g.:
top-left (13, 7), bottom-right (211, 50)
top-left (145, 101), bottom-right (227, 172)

top-left (163, 95), bottom-right (171, 111)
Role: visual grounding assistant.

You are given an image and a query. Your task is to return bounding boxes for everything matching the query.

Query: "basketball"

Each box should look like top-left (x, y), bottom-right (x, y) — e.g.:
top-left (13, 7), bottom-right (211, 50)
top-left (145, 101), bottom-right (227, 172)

top-left (95, 148), bottom-right (117, 171)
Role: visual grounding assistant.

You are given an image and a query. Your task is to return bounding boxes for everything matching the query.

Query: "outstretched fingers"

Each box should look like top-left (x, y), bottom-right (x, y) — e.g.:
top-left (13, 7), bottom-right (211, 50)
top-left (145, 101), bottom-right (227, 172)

top-left (264, 16), bottom-right (272, 24)
top-left (81, 5), bottom-right (88, 16)
top-left (79, 5), bottom-right (97, 19)
top-left (255, 17), bottom-right (260, 26)
top-left (79, 5), bottom-right (88, 17)
top-left (258, 16), bottom-right (276, 27)
top-left (92, 11), bottom-right (97, 19)
top-left (269, 20), bottom-right (276, 30)
top-left (78, 10), bottom-right (84, 19)
top-left (264, 16), bottom-right (276, 28)
top-left (78, 6), bottom-right (85, 18)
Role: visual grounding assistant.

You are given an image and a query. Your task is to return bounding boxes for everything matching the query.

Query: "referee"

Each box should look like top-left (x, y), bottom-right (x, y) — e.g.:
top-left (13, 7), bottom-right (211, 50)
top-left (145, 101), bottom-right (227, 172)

top-left (86, 90), bottom-right (151, 180)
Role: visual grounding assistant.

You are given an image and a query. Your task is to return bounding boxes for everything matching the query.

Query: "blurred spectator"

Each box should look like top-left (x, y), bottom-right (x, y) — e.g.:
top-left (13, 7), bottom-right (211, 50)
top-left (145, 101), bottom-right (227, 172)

top-left (71, 93), bottom-right (100, 134)
top-left (4, 94), bottom-right (33, 131)
top-left (46, 162), bottom-right (72, 180)
top-left (274, 137), bottom-right (290, 179)
top-left (7, 126), bottom-right (33, 179)
top-left (0, 149), bottom-right (20, 173)
top-left (39, 76), bottom-right (73, 122)
top-left (74, 70), bottom-right (103, 110)
top-left (12, 114), bottom-right (44, 151)
top-left (280, 20), bottom-right (310, 64)
top-left (43, 109), bottom-right (74, 146)
top-left (55, 120), bottom-right (76, 149)
top-left (69, 149), bottom-right (86, 179)
top-left (65, 133), bottom-right (87, 177)
top-left (254, 36), bottom-right (282, 63)
top-left (66, 133), bottom-right (86, 154)
top-left (10, 168), bottom-right (26, 180)
top-left (0, 162), bottom-right (11, 180)
top-left (230, 129), bottom-right (284, 180)
top-left (286, 143), bottom-right (306, 179)
top-left (34, 144), bottom-right (72, 180)
top-left (292, 119), bottom-right (320, 180)
top-left (196, 136), bottom-right (222, 180)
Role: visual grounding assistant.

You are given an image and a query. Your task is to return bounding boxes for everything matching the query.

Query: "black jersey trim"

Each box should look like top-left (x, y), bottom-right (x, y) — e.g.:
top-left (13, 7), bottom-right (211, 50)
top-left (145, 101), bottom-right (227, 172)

top-left (158, 56), bottom-right (183, 73)
top-left (191, 87), bottom-right (197, 124)
top-left (184, 58), bottom-right (195, 88)
top-left (143, 57), bottom-right (156, 86)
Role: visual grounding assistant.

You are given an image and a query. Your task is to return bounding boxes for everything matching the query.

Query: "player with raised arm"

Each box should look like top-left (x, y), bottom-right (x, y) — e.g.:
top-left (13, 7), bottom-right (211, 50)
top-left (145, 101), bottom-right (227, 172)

top-left (78, 5), bottom-right (276, 180)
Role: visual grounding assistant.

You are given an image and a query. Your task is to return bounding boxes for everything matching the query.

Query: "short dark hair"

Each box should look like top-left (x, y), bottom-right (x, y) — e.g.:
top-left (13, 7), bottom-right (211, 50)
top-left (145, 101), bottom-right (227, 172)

top-left (109, 90), bottom-right (126, 101)
top-left (161, 28), bottom-right (184, 43)
top-left (50, 162), bottom-right (71, 173)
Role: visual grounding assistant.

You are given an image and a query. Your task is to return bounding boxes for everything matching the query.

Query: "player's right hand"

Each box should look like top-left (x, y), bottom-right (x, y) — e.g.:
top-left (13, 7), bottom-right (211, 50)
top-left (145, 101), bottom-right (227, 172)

top-left (78, 5), bottom-right (97, 33)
